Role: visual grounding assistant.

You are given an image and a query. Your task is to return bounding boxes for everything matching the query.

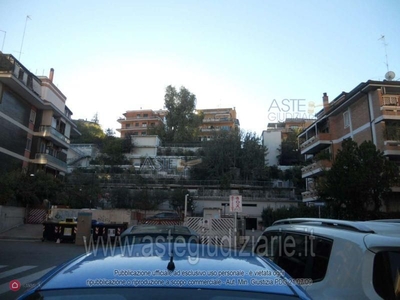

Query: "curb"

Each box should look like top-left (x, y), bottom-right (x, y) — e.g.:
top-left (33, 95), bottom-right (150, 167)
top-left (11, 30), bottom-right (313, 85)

top-left (0, 236), bottom-right (42, 241)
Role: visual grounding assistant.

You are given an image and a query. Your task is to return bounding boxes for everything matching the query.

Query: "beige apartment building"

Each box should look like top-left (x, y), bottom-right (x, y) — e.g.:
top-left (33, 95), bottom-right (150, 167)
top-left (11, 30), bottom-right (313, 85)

top-left (117, 109), bottom-right (167, 138)
top-left (117, 107), bottom-right (239, 141)
top-left (196, 107), bottom-right (240, 141)
top-left (299, 80), bottom-right (400, 211)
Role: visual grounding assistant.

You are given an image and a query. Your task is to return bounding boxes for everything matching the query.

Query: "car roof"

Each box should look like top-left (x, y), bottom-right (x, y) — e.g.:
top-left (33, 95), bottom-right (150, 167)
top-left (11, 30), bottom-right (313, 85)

top-left (33, 243), bottom-right (308, 297)
top-left (271, 218), bottom-right (400, 235)
top-left (124, 225), bottom-right (195, 235)
top-left (264, 218), bottom-right (400, 250)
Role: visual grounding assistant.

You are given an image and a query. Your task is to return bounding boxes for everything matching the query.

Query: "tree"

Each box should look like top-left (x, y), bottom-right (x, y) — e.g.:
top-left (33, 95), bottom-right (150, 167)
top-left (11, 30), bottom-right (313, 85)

top-left (95, 135), bottom-right (131, 168)
top-left (169, 189), bottom-right (195, 214)
top-left (240, 132), bottom-right (267, 181)
top-left (151, 85), bottom-right (203, 143)
top-left (64, 170), bottom-right (102, 208)
top-left (192, 130), bottom-right (241, 181)
top-left (318, 138), bottom-right (399, 220)
top-left (278, 130), bottom-right (302, 166)
top-left (71, 120), bottom-right (105, 144)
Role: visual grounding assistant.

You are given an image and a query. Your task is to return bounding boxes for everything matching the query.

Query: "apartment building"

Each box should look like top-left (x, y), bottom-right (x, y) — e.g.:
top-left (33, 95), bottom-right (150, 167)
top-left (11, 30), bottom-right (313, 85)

top-left (299, 80), bottom-right (400, 210)
top-left (262, 118), bottom-right (314, 166)
top-left (116, 109), bottom-right (167, 138)
top-left (0, 53), bottom-right (79, 176)
top-left (196, 107), bottom-right (240, 141)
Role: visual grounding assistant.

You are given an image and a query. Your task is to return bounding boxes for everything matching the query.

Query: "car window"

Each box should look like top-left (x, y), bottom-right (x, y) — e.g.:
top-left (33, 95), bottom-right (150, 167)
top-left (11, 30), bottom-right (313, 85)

top-left (373, 251), bottom-right (400, 300)
top-left (255, 231), bottom-right (332, 282)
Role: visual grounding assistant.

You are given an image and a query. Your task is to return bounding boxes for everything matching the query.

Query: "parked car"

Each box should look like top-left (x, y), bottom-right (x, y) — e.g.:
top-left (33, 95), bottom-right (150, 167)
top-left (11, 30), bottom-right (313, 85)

top-left (253, 218), bottom-right (400, 300)
top-left (119, 224), bottom-right (200, 245)
top-left (144, 212), bottom-right (181, 220)
top-left (18, 242), bottom-right (312, 299)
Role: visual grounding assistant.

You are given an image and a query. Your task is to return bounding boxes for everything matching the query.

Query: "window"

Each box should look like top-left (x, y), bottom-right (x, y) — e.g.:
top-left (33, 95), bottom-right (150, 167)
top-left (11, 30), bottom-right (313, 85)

top-left (135, 123), bottom-right (139, 127)
top-left (373, 251), bottom-right (400, 300)
top-left (141, 132), bottom-right (147, 135)
top-left (137, 114), bottom-right (141, 118)
top-left (255, 231), bottom-right (333, 282)
top-left (343, 111), bottom-right (350, 128)
top-left (132, 132), bottom-right (139, 136)
top-left (142, 123), bottom-right (147, 127)
top-left (126, 124), bottom-right (130, 128)
top-left (143, 113), bottom-right (148, 117)
top-left (29, 110), bottom-right (36, 124)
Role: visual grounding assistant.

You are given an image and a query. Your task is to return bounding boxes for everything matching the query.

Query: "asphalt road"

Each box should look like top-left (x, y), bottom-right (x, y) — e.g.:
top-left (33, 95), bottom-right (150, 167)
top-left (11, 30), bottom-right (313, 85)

top-left (0, 240), bottom-right (87, 299)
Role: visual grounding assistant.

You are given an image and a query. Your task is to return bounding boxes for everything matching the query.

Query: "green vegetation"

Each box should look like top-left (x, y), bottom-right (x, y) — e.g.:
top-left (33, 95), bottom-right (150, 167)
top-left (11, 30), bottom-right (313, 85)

top-left (148, 85), bottom-right (203, 143)
top-left (317, 138), bottom-right (400, 220)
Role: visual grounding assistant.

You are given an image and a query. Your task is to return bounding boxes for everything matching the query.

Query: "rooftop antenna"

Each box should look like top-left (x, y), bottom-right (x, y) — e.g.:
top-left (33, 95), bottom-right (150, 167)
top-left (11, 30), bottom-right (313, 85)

top-left (0, 29), bottom-right (6, 52)
top-left (379, 35), bottom-right (396, 81)
top-left (18, 15), bottom-right (31, 61)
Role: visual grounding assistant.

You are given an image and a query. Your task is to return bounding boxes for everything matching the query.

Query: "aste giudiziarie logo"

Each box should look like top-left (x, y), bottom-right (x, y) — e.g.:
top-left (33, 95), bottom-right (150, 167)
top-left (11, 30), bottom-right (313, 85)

top-left (267, 99), bottom-right (317, 122)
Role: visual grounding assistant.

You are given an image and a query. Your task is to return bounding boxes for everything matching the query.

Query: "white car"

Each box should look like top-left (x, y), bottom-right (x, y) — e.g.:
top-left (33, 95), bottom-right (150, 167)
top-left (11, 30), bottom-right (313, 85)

top-left (253, 218), bottom-right (400, 300)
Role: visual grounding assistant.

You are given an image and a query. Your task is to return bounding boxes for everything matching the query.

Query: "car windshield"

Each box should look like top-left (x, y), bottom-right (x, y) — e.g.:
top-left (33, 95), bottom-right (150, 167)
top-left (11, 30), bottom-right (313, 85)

top-left (26, 288), bottom-right (302, 300)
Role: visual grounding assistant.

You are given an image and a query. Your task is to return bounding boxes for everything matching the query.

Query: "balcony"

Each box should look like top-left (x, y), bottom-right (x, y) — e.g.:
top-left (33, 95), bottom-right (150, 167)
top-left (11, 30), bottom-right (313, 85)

top-left (300, 133), bottom-right (332, 155)
top-left (383, 140), bottom-right (400, 157)
top-left (0, 54), bottom-right (45, 107)
top-left (33, 153), bottom-right (67, 172)
top-left (302, 159), bottom-right (332, 178)
top-left (117, 116), bottom-right (163, 123)
top-left (202, 118), bottom-right (233, 123)
top-left (301, 190), bottom-right (319, 202)
top-left (36, 126), bottom-right (70, 147)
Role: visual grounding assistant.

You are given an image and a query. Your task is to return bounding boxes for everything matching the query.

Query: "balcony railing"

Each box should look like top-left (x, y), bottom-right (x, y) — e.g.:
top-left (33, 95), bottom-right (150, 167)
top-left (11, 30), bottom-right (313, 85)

top-left (301, 159), bottom-right (332, 178)
top-left (301, 190), bottom-right (319, 202)
top-left (38, 126), bottom-right (70, 144)
top-left (34, 153), bottom-right (67, 171)
top-left (0, 53), bottom-right (42, 96)
top-left (203, 118), bottom-right (233, 123)
top-left (383, 140), bottom-right (400, 156)
top-left (300, 133), bottom-right (332, 154)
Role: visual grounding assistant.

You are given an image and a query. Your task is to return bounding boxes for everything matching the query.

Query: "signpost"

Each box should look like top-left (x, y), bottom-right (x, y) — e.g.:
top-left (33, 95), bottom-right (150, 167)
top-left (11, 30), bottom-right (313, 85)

top-left (229, 195), bottom-right (242, 248)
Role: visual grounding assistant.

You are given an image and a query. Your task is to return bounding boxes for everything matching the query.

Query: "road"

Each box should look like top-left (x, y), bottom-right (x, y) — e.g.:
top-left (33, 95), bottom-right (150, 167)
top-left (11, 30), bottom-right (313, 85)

top-left (0, 240), bottom-right (87, 299)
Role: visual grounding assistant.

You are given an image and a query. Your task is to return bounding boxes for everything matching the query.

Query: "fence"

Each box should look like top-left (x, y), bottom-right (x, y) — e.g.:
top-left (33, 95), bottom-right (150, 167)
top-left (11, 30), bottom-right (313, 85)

top-left (184, 217), bottom-right (235, 247)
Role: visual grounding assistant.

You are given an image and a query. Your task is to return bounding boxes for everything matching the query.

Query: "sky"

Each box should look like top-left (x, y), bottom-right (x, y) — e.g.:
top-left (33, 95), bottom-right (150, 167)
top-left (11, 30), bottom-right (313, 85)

top-left (1, 0), bottom-right (399, 136)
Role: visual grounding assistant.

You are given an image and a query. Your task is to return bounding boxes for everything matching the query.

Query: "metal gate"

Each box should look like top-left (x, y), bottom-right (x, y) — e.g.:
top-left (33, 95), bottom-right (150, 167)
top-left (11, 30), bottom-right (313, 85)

top-left (27, 208), bottom-right (47, 224)
top-left (184, 217), bottom-right (235, 247)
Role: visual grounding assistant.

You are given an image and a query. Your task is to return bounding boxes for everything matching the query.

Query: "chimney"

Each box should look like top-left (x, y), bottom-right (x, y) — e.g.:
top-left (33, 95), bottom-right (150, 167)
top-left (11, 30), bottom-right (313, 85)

top-left (49, 68), bottom-right (54, 82)
top-left (323, 93), bottom-right (329, 112)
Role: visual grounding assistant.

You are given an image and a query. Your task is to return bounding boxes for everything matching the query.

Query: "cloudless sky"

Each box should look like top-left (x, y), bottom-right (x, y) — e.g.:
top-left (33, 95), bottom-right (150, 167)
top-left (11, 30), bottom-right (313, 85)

top-left (1, 0), bottom-right (399, 136)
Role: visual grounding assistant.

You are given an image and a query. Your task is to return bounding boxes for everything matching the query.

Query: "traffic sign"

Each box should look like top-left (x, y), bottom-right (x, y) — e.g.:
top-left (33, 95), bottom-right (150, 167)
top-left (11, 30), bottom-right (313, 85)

top-left (229, 195), bottom-right (242, 212)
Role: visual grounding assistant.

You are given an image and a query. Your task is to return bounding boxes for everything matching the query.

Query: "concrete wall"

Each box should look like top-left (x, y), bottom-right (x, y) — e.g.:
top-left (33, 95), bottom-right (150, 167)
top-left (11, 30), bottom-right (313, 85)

top-left (0, 206), bottom-right (26, 233)
top-left (49, 208), bottom-right (132, 224)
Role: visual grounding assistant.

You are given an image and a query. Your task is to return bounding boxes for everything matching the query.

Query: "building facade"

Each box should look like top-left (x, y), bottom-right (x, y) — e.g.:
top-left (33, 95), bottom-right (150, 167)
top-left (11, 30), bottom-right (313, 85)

top-left (196, 107), bottom-right (240, 141)
top-left (262, 118), bottom-right (314, 166)
top-left (299, 81), bottom-right (400, 211)
top-left (0, 53), bottom-right (79, 177)
top-left (117, 109), bottom-right (167, 138)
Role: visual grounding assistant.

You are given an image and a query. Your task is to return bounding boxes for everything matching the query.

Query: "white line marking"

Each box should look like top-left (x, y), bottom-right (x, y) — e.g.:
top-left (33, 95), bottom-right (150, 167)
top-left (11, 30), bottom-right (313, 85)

top-left (0, 266), bottom-right (54, 294)
top-left (0, 266), bottom-right (36, 279)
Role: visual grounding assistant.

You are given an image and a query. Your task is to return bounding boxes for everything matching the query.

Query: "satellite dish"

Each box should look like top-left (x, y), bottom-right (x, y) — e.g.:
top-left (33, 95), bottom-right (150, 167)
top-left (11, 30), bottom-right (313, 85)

top-left (385, 71), bottom-right (396, 81)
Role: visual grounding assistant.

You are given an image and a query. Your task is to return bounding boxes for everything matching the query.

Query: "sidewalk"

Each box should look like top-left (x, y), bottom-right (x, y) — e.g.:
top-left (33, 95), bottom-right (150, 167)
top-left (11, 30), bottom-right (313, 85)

top-left (0, 224), bottom-right (43, 241)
